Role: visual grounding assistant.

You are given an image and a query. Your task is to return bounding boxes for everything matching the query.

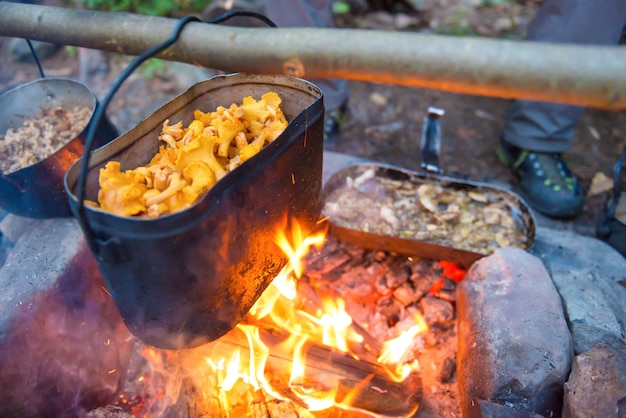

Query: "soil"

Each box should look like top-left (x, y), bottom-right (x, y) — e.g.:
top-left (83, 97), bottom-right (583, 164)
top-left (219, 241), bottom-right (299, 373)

top-left (1, 1), bottom-right (625, 239)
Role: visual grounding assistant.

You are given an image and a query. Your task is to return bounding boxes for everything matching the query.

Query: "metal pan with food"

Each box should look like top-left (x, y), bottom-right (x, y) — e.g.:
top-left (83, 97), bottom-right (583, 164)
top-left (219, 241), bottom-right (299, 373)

top-left (321, 108), bottom-right (535, 269)
top-left (0, 77), bottom-right (117, 218)
top-left (65, 73), bottom-right (324, 350)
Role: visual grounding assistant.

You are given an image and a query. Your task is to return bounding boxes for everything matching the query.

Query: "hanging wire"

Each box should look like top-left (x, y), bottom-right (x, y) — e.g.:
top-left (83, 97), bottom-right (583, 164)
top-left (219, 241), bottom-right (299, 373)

top-left (207, 10), bottom-right (277, 27)
top-left (74, 10), bottom-right (277, 255)
top-left (25, 39), bottom-right (46, 78)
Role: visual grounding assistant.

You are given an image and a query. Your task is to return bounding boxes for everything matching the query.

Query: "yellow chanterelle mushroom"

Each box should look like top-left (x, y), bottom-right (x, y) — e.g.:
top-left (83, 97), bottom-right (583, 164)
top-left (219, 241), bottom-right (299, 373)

top-left (94, 92), bottom-right (288, 218)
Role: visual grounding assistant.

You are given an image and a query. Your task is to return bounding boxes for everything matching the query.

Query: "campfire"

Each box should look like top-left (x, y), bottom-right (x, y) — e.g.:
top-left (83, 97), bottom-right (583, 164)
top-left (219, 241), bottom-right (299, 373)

top-left (3, 161), bottom-right (621, 417)
top-left (105, 217), bottom-right (462, 417)
top-left (1, 74), bottom-right (463, 417)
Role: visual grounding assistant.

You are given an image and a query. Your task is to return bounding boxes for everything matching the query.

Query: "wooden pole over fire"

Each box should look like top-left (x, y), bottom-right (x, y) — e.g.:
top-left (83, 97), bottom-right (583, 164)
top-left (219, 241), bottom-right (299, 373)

top-left (0, 2), bottom-right (625, 110)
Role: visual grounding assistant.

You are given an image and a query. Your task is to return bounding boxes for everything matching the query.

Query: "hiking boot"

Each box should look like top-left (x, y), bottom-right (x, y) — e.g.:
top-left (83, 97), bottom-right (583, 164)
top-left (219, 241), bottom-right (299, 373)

top-left (496, 140), bottom-right (584, 218)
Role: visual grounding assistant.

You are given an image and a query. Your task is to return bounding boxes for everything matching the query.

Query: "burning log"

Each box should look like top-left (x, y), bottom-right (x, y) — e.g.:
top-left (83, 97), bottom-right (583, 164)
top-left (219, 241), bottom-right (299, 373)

top-left (282, 277), bottom-right (384, 363)
top-left (159, 326), bottom-right (422, 417)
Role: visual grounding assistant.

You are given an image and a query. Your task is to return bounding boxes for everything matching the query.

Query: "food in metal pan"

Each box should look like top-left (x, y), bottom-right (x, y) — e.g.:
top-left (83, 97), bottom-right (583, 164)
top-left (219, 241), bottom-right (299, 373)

top-left (93, 92), bottom-right (288, 218)
top-left (0, 106), bottom-right (92, 174)
top-left (323, 168), bottom-right (529, 255)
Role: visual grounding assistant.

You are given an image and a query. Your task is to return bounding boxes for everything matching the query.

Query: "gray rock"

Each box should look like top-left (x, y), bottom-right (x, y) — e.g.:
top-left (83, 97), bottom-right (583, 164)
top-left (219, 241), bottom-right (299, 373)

top-left (468, 399), bottom-right (546, 418)
top-left (7, 38), bottom-right (61, 62)
top-left (0, 213), bottom-right (38, 245)
top-left (456, 247), bottom-right (573, 418)
top-left (562, 338), bottom-right (626, 418)
top-left (531, 228), bottom-right (626, 354)
top-left (0, 218), bottom-right (134, 417)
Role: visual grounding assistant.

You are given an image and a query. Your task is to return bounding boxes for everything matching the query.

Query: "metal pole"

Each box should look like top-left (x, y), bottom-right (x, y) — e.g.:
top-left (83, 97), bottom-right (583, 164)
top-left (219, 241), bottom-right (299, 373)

top-left (1, 2), bottom-right (625, 109)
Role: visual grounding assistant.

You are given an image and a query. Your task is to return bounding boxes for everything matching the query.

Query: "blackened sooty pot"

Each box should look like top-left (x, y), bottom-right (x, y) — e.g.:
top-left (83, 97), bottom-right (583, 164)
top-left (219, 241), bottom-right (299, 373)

top-left (0, 77), bottom-right (117, 218)
top-left (64, 73), bottom-right (324, 349)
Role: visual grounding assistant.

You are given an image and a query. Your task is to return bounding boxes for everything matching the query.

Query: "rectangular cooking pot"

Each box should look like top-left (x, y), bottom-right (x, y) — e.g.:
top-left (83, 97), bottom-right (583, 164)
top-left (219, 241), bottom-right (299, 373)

top-left (322, 108), bottom-right (536, 270)
top-left (64, 73), bottom-right (324, 349)
top-left (322, 163), bottom-right (536, 270)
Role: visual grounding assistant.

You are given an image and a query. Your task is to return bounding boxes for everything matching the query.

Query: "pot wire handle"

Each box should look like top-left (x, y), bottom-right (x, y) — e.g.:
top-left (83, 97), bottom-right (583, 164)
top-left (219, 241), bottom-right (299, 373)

top-left (25, 39), bottom-right (46, 79)
top-left (74, 11), bottom-right (278, 257)
top-left (74, 14), bottom-right (203, 255)
top-left (208, 9), bottom-right (277, 27)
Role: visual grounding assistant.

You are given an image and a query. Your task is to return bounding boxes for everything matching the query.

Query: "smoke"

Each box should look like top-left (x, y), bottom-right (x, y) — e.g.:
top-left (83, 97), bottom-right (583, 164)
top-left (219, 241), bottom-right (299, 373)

top-left (0, 244), bottom-right (134, 417)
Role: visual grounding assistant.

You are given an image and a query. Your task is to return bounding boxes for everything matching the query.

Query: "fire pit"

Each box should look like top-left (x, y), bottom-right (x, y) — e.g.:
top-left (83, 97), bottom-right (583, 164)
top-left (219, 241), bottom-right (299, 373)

top-left (102, 227), bottom-right (459, 417)
top-left (0, 152), bottom-right (625, 418)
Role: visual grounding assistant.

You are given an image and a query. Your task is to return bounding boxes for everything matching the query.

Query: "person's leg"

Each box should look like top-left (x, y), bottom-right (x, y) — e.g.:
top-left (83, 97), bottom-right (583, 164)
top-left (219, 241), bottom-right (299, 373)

top-left (264, 0), bottom-right (349, 112)
top-left (503, 0), bottom-right (626, 152)
top-left (499, 0), bottom-right (626, 218)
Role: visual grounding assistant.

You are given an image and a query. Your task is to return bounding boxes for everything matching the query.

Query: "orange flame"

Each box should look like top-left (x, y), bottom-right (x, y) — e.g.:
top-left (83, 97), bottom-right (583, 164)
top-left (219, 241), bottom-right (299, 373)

top-left (274, 216), bottom-right (326, 279)
top-left (377, 312), bottom-right (429, 382)
top-left (136, 216), bottom-right (425, 417)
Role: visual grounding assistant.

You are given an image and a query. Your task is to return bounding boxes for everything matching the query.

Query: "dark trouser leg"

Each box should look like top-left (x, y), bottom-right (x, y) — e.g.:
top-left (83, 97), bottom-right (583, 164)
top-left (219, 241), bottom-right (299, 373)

top-left (503, 102), bottom-right (584, 153)
top-left (502, 0), bottom-right (626, 152)
top-left (264, 0), bottom-right (350, 111)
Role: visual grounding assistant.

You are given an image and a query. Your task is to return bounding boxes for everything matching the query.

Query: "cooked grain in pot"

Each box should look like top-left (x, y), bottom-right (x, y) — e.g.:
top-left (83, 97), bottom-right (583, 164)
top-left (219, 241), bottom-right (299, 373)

top-left (0, 106), bottom-right (92, 174)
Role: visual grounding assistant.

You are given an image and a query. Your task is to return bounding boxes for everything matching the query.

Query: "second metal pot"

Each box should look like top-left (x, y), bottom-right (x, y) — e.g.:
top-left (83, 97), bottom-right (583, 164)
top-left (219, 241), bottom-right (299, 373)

top-left (0, 77), bottom-right (117, 218)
